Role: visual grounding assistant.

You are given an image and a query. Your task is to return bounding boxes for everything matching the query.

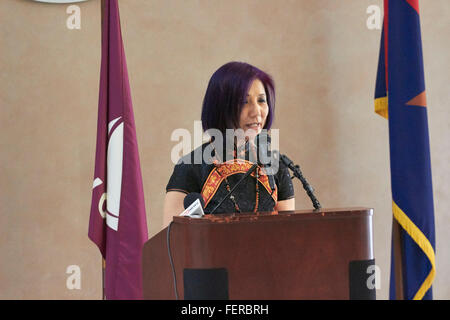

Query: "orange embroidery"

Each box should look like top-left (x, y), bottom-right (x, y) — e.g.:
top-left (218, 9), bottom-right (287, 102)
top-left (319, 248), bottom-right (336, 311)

top-left (201, 159), bottom-right (278, 209)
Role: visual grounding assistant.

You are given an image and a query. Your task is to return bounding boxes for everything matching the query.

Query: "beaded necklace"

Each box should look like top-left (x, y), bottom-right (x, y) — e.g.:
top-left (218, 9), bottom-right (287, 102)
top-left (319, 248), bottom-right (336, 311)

top-left (211, 139), bottom-right (260, 213)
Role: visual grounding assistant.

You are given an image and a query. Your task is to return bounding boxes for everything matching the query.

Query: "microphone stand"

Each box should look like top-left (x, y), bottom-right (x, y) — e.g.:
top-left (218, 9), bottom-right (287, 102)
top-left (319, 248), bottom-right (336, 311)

top-left (280, 154), bottom-right (322, 211)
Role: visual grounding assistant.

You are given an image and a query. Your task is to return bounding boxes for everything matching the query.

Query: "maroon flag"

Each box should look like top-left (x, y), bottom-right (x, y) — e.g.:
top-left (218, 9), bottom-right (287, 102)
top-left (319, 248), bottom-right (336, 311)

top-left (88, 0), bottom-right (148, 300)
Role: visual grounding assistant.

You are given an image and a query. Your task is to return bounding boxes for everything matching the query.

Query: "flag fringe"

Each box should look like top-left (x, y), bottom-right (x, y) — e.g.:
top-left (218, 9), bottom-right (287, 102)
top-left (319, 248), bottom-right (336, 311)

top-left (374, 96), bottom-right (388, 119)
top-left (392, 200), bottom-right (436, 300)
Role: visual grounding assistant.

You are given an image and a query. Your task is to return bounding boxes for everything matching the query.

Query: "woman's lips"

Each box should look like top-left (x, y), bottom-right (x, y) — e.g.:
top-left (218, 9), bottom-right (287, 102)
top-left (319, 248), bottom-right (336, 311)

top-left (245, 122), bottom-right (261, 130)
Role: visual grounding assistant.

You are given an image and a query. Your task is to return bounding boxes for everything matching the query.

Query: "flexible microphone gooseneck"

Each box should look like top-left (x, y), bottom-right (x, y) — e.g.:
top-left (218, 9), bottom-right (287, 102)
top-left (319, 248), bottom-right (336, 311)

top-left (280, 154), bottom-right (322, 210)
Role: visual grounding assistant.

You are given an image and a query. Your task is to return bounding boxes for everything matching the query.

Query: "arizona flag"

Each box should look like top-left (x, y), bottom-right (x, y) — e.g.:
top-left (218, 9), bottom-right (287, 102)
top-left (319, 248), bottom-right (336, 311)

top-left (375, 0), bottom-right (436, 299)
top-left (88, 0), bottom-right (148, 299)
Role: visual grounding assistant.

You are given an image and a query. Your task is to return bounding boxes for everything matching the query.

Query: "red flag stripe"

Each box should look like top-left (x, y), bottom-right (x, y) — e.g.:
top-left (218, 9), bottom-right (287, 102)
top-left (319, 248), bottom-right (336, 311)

top-left (405, 0), bottom-right (420, 14)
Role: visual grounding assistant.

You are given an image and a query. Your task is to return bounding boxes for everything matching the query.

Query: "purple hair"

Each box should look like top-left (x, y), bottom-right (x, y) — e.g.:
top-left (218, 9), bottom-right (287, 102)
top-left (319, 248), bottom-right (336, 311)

top-left (201, 61), bottom-right (275, 133)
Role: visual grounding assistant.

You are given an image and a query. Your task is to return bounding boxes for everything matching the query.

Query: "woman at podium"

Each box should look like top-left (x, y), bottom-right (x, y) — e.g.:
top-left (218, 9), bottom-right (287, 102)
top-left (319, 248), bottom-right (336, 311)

top-left (163, 62), bottom-right (295, 226)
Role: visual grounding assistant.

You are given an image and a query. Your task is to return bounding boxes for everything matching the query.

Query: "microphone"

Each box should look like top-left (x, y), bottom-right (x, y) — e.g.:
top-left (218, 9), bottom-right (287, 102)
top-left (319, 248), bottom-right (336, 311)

top-left (184, 192), bottom-right (205, 209)
top-left (180, 193), bottom-right (205, 218)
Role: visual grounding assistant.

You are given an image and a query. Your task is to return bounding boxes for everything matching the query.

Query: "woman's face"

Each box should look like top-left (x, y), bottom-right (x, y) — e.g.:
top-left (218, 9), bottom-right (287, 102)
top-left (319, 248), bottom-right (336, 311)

top-left (238, 78), bottom-right (269, 136)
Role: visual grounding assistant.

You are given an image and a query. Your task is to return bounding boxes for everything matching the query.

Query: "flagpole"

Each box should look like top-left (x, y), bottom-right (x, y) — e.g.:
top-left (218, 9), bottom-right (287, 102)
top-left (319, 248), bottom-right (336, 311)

top-left (100, 0), bottom-right (106, 301)
top-left (102, 258), bottom-right (106, 300)
top-left (392, 219), bottom-right (405, 300)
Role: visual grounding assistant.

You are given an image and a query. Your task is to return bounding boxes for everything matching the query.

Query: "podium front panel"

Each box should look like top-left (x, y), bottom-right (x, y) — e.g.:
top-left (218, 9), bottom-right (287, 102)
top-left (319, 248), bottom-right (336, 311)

top-left (143, 208), bottom-right (374, 299)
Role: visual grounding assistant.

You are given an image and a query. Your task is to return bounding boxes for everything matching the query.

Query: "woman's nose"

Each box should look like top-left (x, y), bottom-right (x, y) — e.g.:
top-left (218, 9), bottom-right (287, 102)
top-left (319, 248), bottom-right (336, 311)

top-left (248, 99), bottom-right (262, 117)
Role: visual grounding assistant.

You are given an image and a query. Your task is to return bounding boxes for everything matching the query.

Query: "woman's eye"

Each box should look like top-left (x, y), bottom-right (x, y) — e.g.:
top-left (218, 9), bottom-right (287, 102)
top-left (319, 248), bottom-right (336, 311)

top-left (243, 99), bottom-right (266, 104)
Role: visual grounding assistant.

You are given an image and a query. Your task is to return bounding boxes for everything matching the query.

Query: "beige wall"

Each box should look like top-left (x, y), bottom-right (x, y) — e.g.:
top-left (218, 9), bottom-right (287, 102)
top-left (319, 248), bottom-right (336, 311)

top-left (0, 0), bottom-right (448, 299)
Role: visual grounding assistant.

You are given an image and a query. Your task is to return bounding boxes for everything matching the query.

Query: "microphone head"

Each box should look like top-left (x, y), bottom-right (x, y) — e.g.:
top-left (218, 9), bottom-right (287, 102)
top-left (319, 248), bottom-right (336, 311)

top-left (184, 193), bottom-right (205, 209)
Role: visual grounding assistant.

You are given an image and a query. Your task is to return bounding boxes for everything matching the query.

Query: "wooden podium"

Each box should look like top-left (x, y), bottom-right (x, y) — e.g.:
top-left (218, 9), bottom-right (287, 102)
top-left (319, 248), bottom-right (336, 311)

top-left (142, 207), bottom-right (375, 300)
